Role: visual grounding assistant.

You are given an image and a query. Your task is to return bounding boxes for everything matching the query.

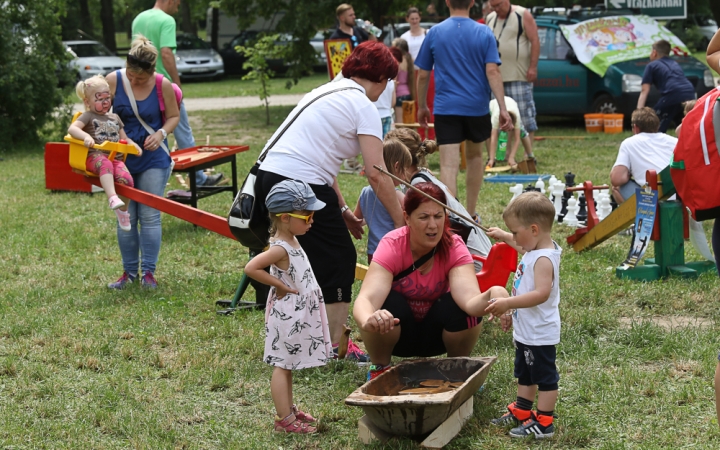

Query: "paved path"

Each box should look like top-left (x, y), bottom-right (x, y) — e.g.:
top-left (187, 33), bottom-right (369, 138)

top-left (73, 93), bottom-right (307, 114)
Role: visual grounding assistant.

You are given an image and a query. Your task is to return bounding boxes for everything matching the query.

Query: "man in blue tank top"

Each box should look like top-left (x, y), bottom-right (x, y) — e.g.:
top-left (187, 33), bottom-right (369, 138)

top-left (637, 39), bottom-right (696, 133)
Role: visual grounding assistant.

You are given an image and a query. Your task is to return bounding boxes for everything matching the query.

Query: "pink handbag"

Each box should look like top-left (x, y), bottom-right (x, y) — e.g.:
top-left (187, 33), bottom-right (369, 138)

top-left (155, 74), bottom-right (183, 123)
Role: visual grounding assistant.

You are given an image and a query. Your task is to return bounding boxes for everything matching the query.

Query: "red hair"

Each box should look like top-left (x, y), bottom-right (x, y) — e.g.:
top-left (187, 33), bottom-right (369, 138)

top-left (403, 182), bottom-right (454, 260)
top-left (389, 46), bottom-right (403, 63)
top-left (342, 41), bottom-right (398, 83)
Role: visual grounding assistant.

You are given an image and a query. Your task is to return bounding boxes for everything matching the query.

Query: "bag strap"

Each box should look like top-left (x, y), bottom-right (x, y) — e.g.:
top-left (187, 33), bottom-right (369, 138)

top-left (120, 69), bottom-right (171, 156)
top-left (257, 86), bottom-right (362, 163)
top-left (393, 246), bottom-right (437, 282)
top-left (156, 74), bottom-right (166, 122)
top-left (412, 172), bottom-right (432, 184)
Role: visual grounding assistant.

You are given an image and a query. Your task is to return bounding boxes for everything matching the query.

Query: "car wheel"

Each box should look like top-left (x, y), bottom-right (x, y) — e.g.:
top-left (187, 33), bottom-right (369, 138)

top-left (591, 94), bottom-right (618, 114)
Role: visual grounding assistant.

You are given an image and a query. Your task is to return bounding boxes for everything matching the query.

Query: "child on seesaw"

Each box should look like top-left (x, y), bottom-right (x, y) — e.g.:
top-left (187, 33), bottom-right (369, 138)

top-left (354, 138), bottom-right (413, 263)
top-left (68, 75), bottom-right (141, 231)
top-left (485, 192), bottom-right (562, 439)
top-left (244, 179), bottom-right (333, 434)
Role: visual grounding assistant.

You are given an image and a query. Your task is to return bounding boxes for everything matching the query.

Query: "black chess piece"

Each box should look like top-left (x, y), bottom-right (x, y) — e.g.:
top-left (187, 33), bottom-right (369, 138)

top-left (559, 190), bottom-right (571, 223)
top-left (564, 172), bottom-right (576, 187)
top-left (523, 183), bottom-right (539, 193)
top-left (610, 195), bottom-right (619, 211)
top-left (577, 194), bottom-right (587, 223)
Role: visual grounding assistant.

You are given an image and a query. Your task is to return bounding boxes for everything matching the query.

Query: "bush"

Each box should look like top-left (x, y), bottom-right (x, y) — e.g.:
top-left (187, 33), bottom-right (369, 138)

top-left (0, 0), bottom-right (74, 149)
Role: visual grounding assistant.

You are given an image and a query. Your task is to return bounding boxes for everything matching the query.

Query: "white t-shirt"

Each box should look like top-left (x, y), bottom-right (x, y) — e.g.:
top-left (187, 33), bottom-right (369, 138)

top-left (400, 30), bottom-right (426, 62)
top-left (259, 78), bottom-right (383, 186)
top-left (612, 132), bottom-right (677, 186)
top-left (489, 97), bottom-right (522, 129)
top-left (512, 242), bottom-right (562, 346)
top-left (374, 80), bottom-right (395, 119)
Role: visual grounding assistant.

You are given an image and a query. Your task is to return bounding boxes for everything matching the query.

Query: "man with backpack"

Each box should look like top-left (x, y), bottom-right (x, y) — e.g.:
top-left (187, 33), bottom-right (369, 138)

top-left (133, 0), bottom-right (223, 187)
top-left (609, 107), bottom-right (677, 204)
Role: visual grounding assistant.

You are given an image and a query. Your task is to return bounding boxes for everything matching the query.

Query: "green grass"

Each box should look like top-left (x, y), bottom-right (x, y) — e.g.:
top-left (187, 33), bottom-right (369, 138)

top-left (692, 50), bottom-right (719, 77)
top-left (4, 107), bottom-right (720, 448)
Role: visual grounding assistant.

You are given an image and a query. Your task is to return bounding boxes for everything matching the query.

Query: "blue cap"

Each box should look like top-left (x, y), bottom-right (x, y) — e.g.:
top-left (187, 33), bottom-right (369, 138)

top-left (266, 179), bottom-right (326, 213)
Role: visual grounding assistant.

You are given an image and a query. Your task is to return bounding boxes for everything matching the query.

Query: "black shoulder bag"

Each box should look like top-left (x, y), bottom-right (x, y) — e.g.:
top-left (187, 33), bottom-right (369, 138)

top-left (228, 87), bottom-right (361, 249)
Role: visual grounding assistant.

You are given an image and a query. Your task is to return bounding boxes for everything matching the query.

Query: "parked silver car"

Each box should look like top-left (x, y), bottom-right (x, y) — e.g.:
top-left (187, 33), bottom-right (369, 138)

top-left (176, 33), bottom-right (224, 81)
top-left (63, 40), bottom-right (125, 81)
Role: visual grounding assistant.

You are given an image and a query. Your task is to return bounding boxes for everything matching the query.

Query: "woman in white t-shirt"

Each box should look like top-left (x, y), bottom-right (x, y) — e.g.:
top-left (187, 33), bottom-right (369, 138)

top-left (399, 7), bottom-right (426, 62)
top-left (255, 42), bottom-right (404, 363)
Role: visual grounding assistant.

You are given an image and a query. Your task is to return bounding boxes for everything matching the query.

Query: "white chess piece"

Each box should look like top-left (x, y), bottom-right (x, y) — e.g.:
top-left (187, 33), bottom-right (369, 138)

top-left (509, 183), bottom-right (523, 202)
top-left (564, 196), bottom-right (579, 227)
top-left (552, 182), bottom-right (565, 221)
top-left (547, 176), bottom-right (557, 200)
top-left (598, 194), bottom-right (612, 221)
top-left (535, 178), bottom-right (546, 194)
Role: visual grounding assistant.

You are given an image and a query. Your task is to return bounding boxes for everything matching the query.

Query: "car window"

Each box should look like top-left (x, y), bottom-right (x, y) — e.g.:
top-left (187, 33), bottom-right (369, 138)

top-left (538, 26), bottom-right (549, 60)
top-left (553, 29), bottom-right (571, 60)
top-left (68, 43), bottom-right (114, 57)
top-left (177, 35), bottom-right (210, 50)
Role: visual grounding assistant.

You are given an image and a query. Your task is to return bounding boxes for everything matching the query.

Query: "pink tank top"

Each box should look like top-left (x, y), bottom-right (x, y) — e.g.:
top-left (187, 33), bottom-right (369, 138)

top-left (396, 69), bottom-right (410, 97)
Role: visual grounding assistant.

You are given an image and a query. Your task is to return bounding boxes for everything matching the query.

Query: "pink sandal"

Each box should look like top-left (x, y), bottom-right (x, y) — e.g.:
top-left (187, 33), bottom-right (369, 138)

top-left (292, 404), bottom-right (317, 423)
top-left (274, 413), bottom-right (317, 434)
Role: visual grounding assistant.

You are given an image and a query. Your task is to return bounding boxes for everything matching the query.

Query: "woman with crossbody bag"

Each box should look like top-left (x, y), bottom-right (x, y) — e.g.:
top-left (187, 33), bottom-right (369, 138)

top-left (253, 42), bottom-right (404, 364)
top-left (105, 36), bottom-right (179, 290)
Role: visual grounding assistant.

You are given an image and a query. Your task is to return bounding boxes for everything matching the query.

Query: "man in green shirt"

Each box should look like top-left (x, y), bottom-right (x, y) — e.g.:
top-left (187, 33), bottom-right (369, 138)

top-left (132, 0), bottom-right (223, 186)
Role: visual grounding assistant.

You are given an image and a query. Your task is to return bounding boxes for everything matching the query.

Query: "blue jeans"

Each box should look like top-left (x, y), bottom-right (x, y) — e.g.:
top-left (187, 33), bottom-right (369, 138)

top-left (173, 101), bottom-right (205, 185)
top-left (117, 166), bottom-right (172, 275)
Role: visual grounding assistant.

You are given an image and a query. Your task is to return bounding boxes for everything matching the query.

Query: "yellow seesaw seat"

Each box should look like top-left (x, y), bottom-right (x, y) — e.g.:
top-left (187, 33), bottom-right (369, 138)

top-left (64, 112), bottom-right (139, 176)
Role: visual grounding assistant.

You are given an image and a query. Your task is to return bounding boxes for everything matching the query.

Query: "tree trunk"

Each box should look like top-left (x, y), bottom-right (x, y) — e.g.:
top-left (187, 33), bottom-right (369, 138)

top-left (78, 0), bottom-right (94, 38)
top-left (180, 0), bottom-right (197, 35)
top-left (711, 1), bottom-right (720, 34)
top-left (210, 7), bottom-right (219, 50)
top-left (100, 0), bottom-right (116, 53)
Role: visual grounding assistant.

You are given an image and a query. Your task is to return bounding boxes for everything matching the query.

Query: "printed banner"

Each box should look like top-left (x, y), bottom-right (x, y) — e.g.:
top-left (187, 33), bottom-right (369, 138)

top-left (560, 15), bottom-right (689, 77)
top-left (324, 39), bottom-right (352, 80)
top-left (621, 188), bottom-right (658, 268)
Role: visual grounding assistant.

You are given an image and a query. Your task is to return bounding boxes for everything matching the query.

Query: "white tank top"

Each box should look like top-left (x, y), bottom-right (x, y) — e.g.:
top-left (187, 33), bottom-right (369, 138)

top-left (511, 241), bottom-right (562, 346)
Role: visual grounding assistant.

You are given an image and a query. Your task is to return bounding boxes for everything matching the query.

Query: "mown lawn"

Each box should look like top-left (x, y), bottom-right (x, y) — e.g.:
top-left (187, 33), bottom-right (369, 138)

top-left (2, 107), bottom-right (720, 448)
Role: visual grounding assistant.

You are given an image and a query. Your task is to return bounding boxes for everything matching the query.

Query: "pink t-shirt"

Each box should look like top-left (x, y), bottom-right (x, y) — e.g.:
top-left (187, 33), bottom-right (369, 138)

top-left (396, 70), bottom-right (411, 97)
top-left (372, 227), bottom-right (473, 321)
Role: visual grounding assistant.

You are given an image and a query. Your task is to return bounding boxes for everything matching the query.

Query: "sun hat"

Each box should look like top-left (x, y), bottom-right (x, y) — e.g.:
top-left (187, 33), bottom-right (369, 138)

top-left (266, 179), bottom-right (326, 213)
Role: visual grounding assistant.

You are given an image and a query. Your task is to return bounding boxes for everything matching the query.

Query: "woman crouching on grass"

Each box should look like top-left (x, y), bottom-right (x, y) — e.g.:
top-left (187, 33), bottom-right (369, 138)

top-left (353, 182), bottom-right (509, 381)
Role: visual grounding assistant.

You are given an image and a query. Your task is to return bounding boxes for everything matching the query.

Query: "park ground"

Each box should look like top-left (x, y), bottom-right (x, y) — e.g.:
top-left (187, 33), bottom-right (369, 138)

top-left (2, 71), bottom-right (720, 448)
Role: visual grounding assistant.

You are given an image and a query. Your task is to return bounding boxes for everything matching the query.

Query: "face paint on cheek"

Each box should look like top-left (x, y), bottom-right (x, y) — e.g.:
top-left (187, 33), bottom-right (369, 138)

top-left (93, 92), bottom-right (112, 114)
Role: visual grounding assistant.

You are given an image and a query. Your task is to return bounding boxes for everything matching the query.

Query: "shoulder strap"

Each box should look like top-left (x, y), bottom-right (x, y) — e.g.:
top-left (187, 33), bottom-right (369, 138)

top-left (257, 86), bottom-right (362, 163)
top-left (120, 69), bottom-right (170, 156)
top-left (393, 247), bottom-right (437, 282)
top-left (412, 172), bottom-right (432, 184)
top-left (156, 74), bottom-right (166, 121)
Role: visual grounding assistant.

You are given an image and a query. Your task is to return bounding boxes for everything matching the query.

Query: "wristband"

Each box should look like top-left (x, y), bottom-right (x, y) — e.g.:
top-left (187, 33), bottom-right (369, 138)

top-left (340, 205), bottom-right (349, 214)
top-left (159, 129), bottom-right (168, 140)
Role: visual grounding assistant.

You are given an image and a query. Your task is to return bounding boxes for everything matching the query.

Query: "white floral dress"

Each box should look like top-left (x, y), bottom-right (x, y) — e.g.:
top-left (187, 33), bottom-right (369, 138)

top-left (263, 239), bottom-right (332, 370)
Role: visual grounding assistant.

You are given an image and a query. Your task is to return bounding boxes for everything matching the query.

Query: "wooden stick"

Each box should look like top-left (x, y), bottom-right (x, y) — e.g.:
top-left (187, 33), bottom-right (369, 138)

top-left (372, 165), bottom-right (490, 233)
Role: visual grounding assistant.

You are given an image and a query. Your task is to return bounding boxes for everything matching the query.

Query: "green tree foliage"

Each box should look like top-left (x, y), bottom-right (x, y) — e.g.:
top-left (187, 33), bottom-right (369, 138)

top-left (237, 34), bottom-right (291, 125)
top-left (0, 0), bottom-right (75, 147)
top-left (220, 0), bottom-right (416, 80)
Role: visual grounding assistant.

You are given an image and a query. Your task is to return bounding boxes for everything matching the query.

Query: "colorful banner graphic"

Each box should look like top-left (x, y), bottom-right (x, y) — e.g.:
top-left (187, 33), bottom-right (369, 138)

top-left (621, 188), bottom-right (658, 268)
top-left (560, 15), bottom-right (689, 77)
top-left (324, 39), bottom-right (352, 80)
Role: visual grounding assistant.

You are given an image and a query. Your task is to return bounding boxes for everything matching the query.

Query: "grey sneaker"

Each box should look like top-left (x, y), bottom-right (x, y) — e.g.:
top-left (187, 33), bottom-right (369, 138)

top-left (201, 173), bottom-right (224, 186)
top-left (509, 416), bottom-right (555, 439)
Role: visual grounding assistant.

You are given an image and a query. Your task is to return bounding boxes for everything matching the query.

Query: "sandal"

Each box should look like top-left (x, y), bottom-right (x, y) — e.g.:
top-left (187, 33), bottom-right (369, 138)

top-left (292, 404), bottom-right (317, 423)
top-left (274, 413), bottom-right (317, 434)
